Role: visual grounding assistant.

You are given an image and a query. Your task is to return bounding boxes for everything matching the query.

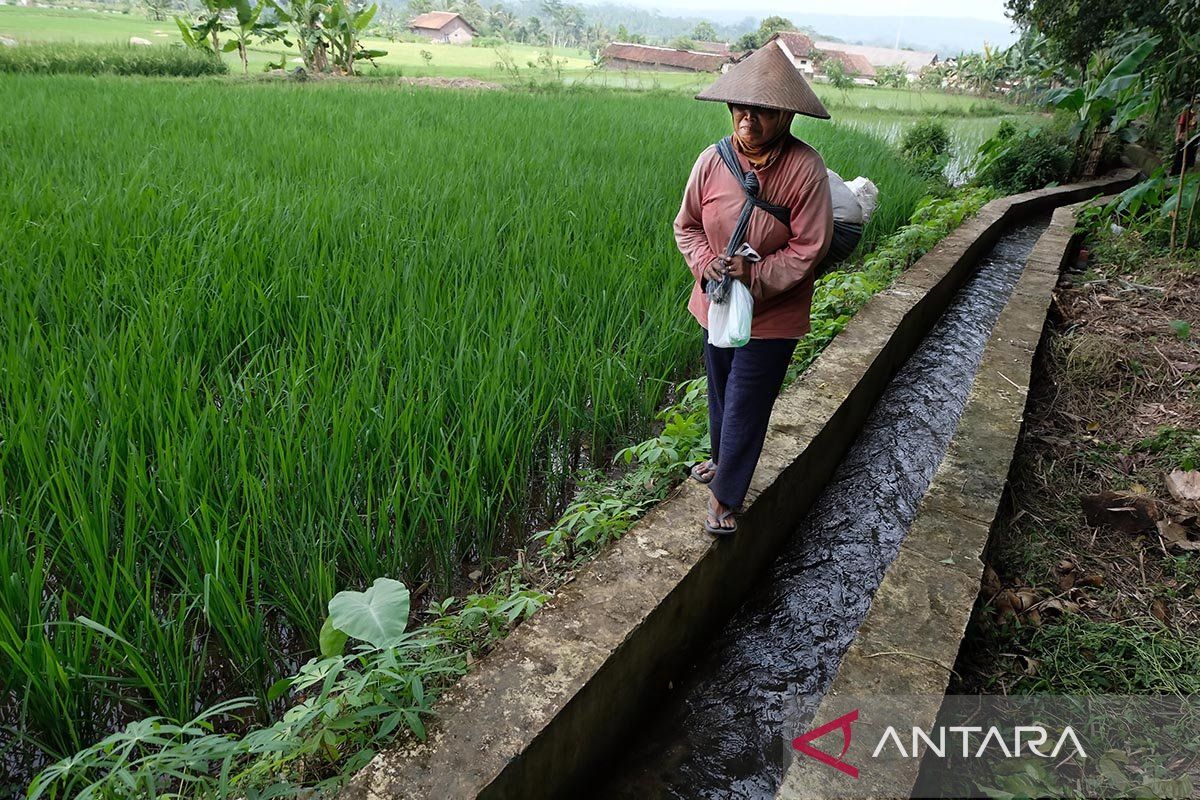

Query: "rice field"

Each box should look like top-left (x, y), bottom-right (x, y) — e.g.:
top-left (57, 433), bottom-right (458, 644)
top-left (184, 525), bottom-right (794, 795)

top-left (0, 74), bottom-right (927, 772)
top-left (834, 108), bottom-right (1047, 184)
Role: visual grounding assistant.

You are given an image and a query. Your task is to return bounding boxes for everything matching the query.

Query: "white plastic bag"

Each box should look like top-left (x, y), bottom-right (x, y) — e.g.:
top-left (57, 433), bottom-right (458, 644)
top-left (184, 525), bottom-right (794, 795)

top-left (846, 176), bottom-right (880, 224)
top-left (707, 277), bottom-right (753, 348)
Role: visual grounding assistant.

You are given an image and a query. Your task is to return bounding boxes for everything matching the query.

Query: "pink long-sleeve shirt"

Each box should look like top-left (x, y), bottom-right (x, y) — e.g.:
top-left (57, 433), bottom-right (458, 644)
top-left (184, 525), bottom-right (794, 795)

top-left (674, 135), bottom-right (834, 340)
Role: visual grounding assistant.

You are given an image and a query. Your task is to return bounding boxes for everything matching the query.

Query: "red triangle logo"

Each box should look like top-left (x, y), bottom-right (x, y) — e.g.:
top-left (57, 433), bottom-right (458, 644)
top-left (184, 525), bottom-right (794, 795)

top-left (792, 708), bottom-right (859, 778)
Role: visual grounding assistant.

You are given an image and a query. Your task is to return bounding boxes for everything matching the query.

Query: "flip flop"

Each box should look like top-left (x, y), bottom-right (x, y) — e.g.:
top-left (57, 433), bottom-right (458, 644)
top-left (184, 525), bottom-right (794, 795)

top-left (703, 506), bottom-right (738, 536)
top-left (689, 460), bottom-right (717, 484)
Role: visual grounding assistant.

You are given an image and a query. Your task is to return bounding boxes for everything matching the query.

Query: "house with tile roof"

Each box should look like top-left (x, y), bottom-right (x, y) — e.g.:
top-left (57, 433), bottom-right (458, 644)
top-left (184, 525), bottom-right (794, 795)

top-left (818, 49), bottom-right (878, 84)
top-left (600, 43), bottom-right (731, 73)
top-left (763, 31), bottom-right (818, 76)
top-left (409, 11), bottom-right (476, 44)
top-left (813, 41), bottom-right (937, 80)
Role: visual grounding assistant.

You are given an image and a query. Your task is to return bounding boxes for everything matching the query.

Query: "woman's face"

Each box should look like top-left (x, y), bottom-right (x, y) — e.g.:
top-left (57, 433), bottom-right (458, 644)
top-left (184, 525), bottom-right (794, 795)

top-left (729, 104), bottom-right (783, 147)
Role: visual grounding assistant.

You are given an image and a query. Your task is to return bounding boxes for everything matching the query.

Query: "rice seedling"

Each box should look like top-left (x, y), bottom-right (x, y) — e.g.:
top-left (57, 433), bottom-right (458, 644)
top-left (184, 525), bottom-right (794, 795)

top-left (0, 41), bottom-right (227, 75)
top-left (0, 74), bottom-right (926, 771)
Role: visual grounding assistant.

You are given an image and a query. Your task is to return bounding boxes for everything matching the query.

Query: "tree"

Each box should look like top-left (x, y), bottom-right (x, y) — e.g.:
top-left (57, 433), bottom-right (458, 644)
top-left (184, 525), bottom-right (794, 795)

top-left (1046, 32), bottom-right (1159, 175)
top-left (143, 0), bottom-right (170, 22)
top-left (450, 0), bottom-right (486, 31)
top-left (876, 64), bottom-right (907, 88)
top-left (735, 32), bottom-right (757, 51)
top-left (756, 15), bottom-right (793, 43)
top-left (823, 58), bottom-right (853, 91)
top-left (691, 20), bottom-right (718, 42)
top-left (670, 36), bottom-right (696, 51)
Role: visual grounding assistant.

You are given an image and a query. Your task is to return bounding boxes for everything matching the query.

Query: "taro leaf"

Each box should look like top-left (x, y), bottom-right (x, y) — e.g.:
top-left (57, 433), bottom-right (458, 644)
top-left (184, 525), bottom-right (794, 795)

top-left (327, 577), bottom-right (410, 648)
top-left (319, 615), bottom-right (349, 657)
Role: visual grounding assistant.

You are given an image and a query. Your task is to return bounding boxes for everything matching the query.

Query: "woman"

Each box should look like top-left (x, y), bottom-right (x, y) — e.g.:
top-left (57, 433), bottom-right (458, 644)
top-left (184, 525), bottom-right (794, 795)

top-left (674, 42), bottom-right (834, 535)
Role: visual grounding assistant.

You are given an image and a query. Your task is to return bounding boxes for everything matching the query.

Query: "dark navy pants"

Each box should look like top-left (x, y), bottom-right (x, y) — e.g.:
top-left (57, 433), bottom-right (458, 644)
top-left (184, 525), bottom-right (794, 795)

top-left (704, 330), bottom-right (798, 510)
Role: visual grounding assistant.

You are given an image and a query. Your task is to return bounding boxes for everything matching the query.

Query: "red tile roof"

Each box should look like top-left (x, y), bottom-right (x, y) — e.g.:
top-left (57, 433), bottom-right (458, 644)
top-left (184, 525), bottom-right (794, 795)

top-left (820, 49), bottom-right (877, 77)
top-left (766, 31), bottom-right (816, 59)
top-left (601, 43), bottom-right (730, 72)
top-left (409, 11), bottom-right (475, 32)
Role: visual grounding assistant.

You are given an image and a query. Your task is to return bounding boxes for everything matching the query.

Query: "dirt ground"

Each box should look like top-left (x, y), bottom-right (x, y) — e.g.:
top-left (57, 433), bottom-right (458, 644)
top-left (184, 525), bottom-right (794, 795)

top-left (951, 227), bottom-right (1200, 696)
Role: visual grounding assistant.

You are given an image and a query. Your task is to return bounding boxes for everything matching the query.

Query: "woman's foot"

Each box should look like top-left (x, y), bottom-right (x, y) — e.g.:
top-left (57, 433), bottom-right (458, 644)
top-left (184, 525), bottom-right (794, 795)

top-left (704, 493), bottom-right (737, 535)
top-left (690, 459), bottom-right (717, 484)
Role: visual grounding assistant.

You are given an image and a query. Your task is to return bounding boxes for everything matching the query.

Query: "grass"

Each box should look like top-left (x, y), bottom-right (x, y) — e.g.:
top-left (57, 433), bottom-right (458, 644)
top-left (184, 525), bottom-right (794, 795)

top-left (0, 74), bottom-right (926, 769)
top-left (951, 224), bottom-right (1200, 698)
top-left (1019, 617), bottom-right (1200, 694)
top-left (0, 40), bottom-right (227, 74)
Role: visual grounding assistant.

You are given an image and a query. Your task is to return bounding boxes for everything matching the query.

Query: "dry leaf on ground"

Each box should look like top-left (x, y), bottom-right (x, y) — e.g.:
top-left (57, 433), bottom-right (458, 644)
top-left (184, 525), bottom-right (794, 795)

top-left (1166, 470), bottom-right (1200, 507)
top-left (1156, 518), bottom-right (1200, 552)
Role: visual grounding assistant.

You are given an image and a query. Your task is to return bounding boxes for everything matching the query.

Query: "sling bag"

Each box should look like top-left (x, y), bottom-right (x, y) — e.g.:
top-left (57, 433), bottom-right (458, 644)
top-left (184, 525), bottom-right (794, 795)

top-left (707, 136), bottom-right (792, 304)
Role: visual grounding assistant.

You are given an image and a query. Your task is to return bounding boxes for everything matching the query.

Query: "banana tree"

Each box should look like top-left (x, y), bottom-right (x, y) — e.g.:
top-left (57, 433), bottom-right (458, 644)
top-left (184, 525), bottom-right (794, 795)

top-left (324, 0), bottom-right (385, 76)
top-left (1045, 32), bottom-right (1159, 175)
top-left (269, 0), bottom-right (331, 72)
top-left (174, 0), bottom-right (237, 55)
top-left (221, 0), bottom-right (264, 75)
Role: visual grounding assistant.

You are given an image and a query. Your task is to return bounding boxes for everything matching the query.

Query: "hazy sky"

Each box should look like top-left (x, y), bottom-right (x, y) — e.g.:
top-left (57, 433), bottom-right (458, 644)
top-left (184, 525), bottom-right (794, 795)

top-left (630, 0), bottom-right (1011, 23)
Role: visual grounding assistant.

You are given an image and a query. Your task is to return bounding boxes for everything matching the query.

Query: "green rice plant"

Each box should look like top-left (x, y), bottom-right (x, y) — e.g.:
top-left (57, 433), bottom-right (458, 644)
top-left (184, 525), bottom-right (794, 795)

top-left (0, 41), bottom-right (227, 75)
top-left (0, 74), bottom-right (924, 771)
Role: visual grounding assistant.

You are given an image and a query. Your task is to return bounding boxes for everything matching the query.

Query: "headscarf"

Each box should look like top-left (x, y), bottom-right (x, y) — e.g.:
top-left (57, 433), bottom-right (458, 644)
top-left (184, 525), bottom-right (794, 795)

top-left (730, 108), bottom-right (796, 170)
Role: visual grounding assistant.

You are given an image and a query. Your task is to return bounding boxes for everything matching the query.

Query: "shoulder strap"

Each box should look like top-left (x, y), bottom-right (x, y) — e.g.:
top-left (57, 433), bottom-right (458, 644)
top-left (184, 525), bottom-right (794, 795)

top-left (713, 136), bottom-right (791, 230)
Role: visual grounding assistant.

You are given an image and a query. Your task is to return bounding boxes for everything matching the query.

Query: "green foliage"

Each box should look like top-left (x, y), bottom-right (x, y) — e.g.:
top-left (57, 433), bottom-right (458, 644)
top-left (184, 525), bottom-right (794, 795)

top-left (1076, 167), bottom-right (1199, 245)
top-left (1135, 427), bottom-right (1200, 471)
top-left (1043, 30), bottom-right (1158, 176)
top-left (0, 42), bottom-right (227, 75)
top-left (972, 122), bottom-right (1074, 193)
top-left (668, 36), bottom-right (695, 51)
top-left (899, 118), bottom-right (952, 182)
top-left (823, 57), bottom-right (853, 91)
top-left (326, 578), bottom-right (411, 651)
top-left (29, 579), bottom-right (545, 798)
top-left (690, 21), bottom-right (718, 42)
top-left (1015, 617), bottom-right (1200, 695)
top-left (874, 64), bottom-right (907, 88)
top-left (792, 186), bottom-right (995, 378)
top-left (734, 31), bottom-right (757, 51)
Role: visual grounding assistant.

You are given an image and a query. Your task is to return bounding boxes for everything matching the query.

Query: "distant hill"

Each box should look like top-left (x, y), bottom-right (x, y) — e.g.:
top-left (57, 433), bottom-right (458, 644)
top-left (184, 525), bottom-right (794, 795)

top-left (572, 3), bottom-right (1017, 55)
top-left (776, 13), bottom-right (1018, 56)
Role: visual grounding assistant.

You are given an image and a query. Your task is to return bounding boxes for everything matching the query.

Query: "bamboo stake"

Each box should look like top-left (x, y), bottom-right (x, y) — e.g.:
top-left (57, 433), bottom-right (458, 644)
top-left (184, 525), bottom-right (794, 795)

top-left (1171, 98), bottom-right (1194, 252)
top-left (1185, 93), bottom-right (1198, 250)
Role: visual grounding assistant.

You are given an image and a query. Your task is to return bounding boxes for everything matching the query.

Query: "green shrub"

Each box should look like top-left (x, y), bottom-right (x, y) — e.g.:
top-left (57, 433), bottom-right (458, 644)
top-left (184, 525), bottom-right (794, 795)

top-left (470, 35), bottom-right (508, 48)
top-left (900, 118), bottom-right (951, 183)
top-left (973, 124), bottom-right (1074, 194)
top-left (0, 42), bottom-right (227, 76)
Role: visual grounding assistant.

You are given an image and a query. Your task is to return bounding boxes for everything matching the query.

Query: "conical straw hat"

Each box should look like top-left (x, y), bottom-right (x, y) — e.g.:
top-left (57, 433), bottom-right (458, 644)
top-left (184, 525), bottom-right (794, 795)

top-left (697, 40), bottom-right (830, 119)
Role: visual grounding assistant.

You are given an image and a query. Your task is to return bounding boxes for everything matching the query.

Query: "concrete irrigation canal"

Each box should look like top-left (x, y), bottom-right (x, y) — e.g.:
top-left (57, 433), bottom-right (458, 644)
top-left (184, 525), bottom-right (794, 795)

top-left (340, 171), bottom-right (1136, 800)
top-left (589, 219), bottom-right (1049, 800)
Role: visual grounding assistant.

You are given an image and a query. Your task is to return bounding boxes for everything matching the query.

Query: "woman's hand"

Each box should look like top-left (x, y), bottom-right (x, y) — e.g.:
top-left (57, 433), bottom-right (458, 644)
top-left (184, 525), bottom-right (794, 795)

top-left (723, 254), bottom-right (753, 285)
top-left (702, 257), bottom-right (727, 283)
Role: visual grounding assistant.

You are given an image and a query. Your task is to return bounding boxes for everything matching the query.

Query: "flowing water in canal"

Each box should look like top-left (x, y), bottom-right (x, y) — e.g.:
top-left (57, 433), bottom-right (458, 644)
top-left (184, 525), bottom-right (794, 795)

top-left (593, 218), bottom-right (1050, 799)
